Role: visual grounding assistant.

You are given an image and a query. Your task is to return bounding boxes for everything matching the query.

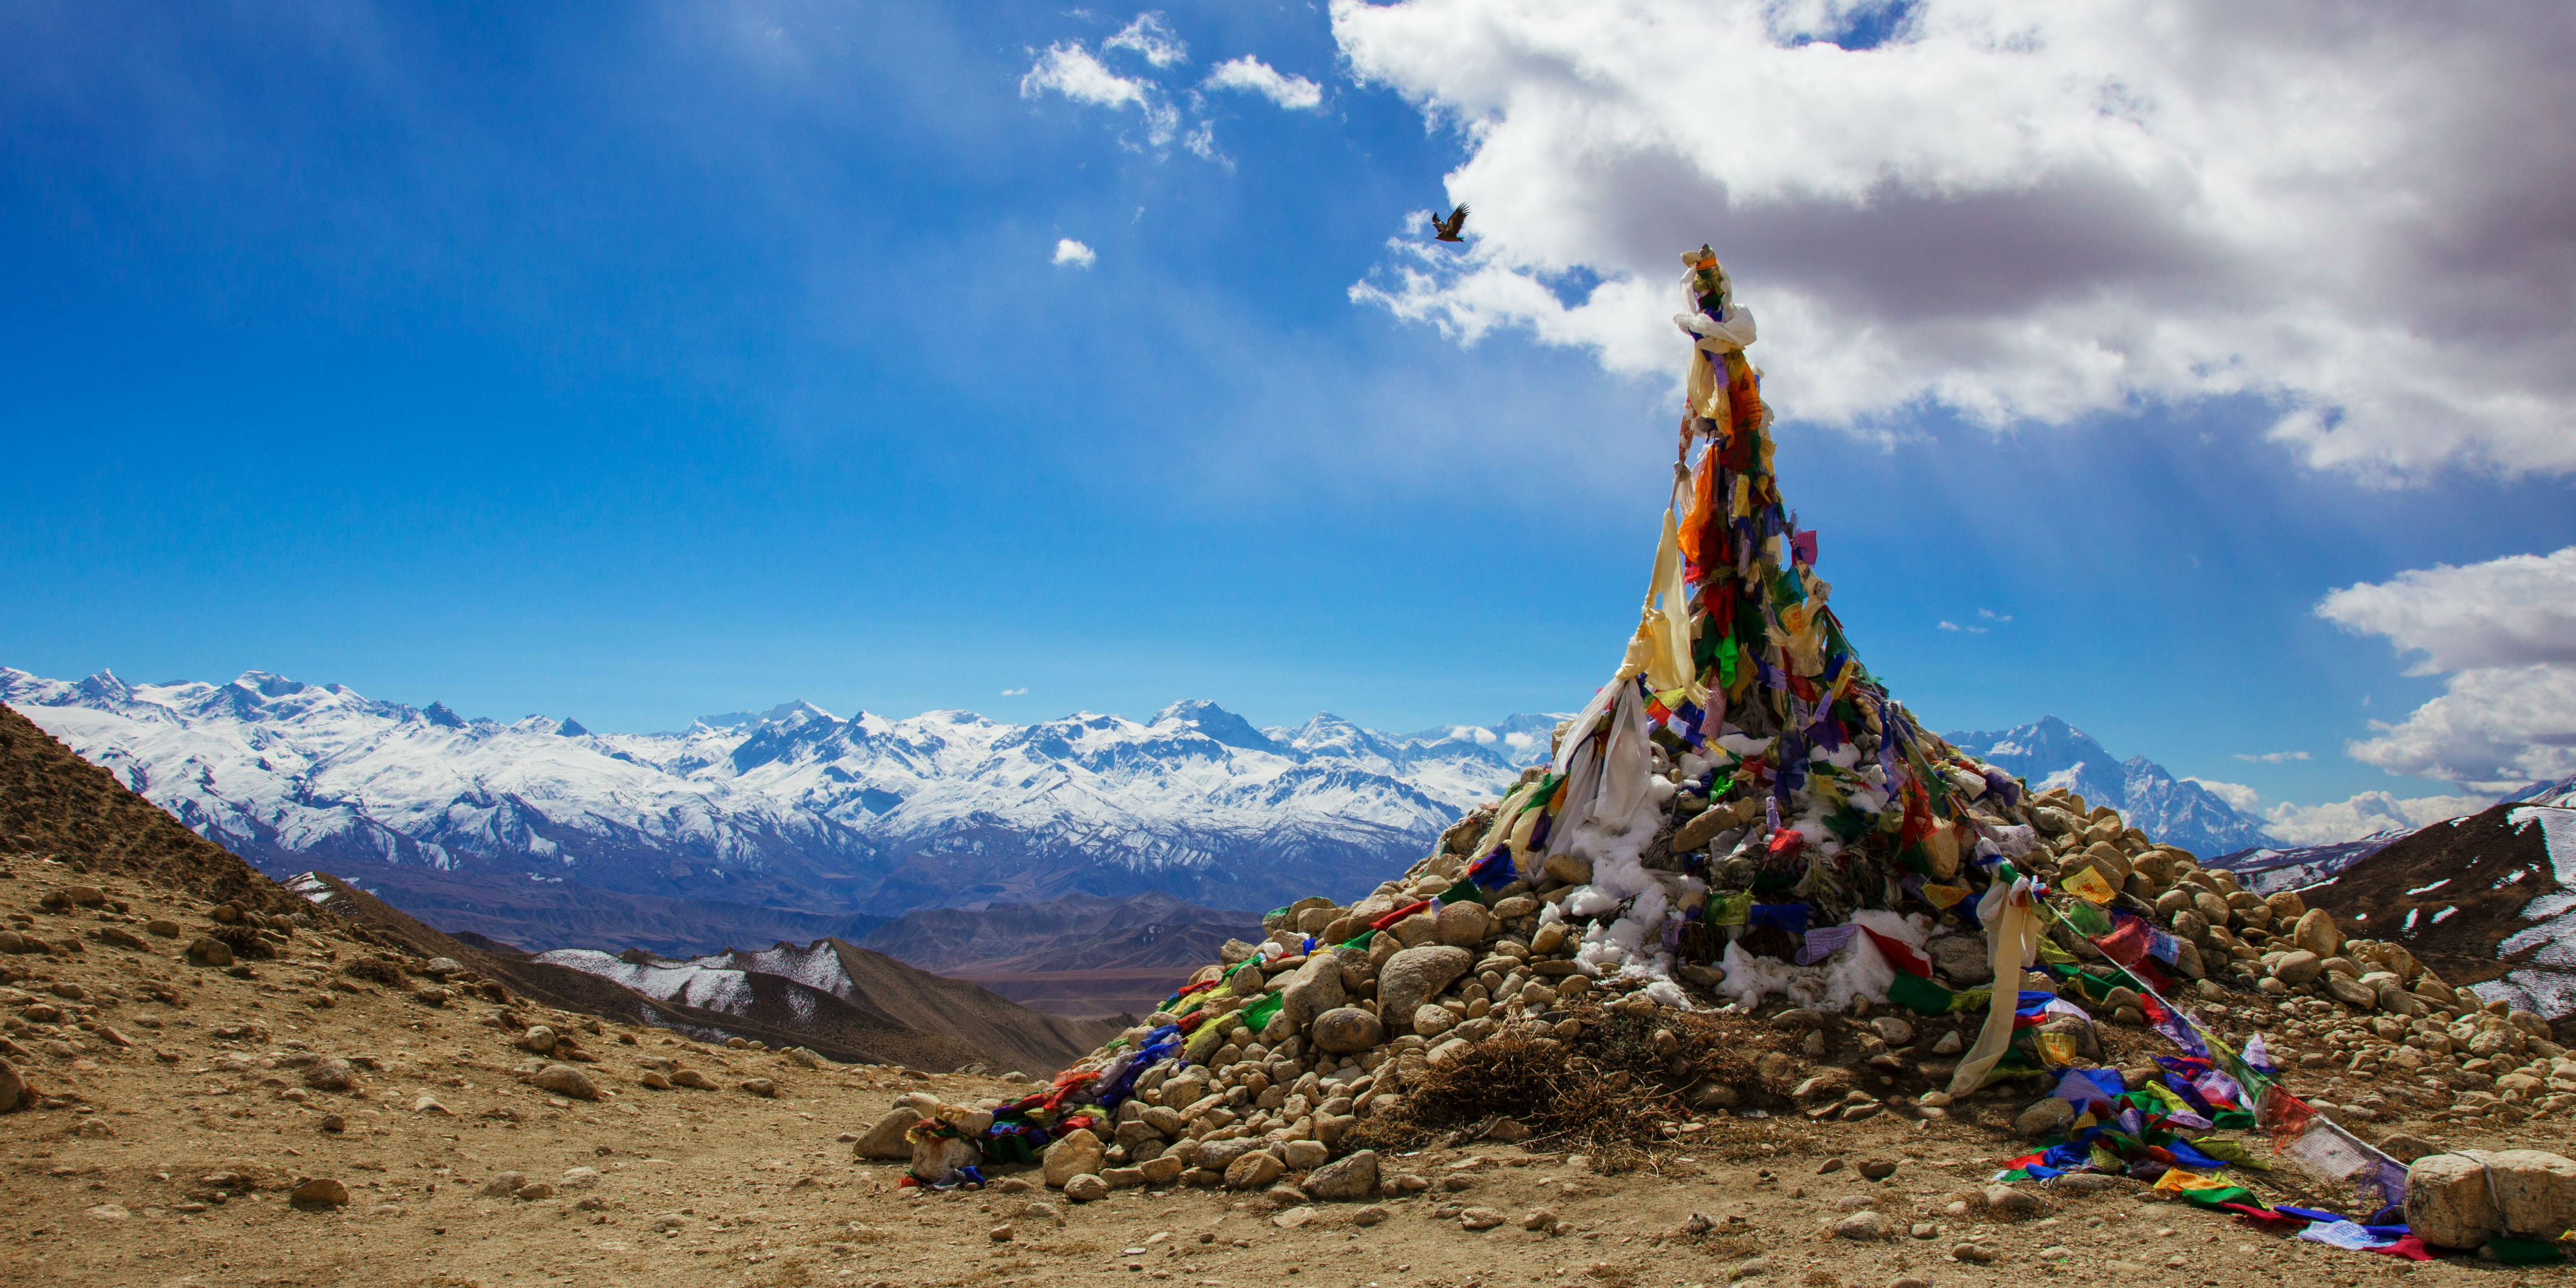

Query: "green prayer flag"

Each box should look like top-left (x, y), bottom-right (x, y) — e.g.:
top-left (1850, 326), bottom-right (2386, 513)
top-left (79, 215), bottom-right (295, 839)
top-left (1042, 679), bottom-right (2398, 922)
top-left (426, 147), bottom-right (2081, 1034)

top-left (1439, 877), bottom-right (1486, 907)
top-left (1238, 993), bottom-right (1284, 1033)
top-left (2481, 1238), bottom-right (2566, 1266)
top-left (1886, 969), bottom-right (1955, 1016)
top-left (2062, 899), bottom-right (2112, 938)
top-left (2172, 1184), bottom-right (2259, 1211)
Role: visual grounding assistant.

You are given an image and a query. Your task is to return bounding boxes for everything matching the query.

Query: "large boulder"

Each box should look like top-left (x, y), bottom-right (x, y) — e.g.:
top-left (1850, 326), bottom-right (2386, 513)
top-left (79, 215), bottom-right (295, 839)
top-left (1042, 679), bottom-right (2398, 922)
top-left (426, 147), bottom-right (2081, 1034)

top-left (1412, 1005), bottom-right (1459, 1038)
top-left (2325, 973), bottom-right (2378, 1008)
top-left (1279, 958), bottom-right (1347, 1032)
top-left (2295, 909), bottom-right (2344, 958)
top-left (2271, 951), bottom-right (2324, 988)
top-left (1224, 1151), bottom-right (1286, 1190)
top-left (913, 1134), bottom-right (981, 1186)
top-left (529, 1063), bottom-right (599, 1101)
top-left (1926, 935), bottom-right (1992, 987)
top-left (1435, 902), bottom-right (1491, 947)
top-left (2012, 1097), bottom-right (2076, 1139)
top-left (1302, 1150), bottom-right (1379, 1201)
top-left (1377, 947), bottom-right (1473, 1034)
top-left (2405, 1151), bottom-right (2576, 1249)
top-left (854, 1108), bottom-right (921, 1159)
top-left (1043, 1128), bottom-right (1104, 1188)
top-left (1311, 1007), bottom-right (1383, 1055)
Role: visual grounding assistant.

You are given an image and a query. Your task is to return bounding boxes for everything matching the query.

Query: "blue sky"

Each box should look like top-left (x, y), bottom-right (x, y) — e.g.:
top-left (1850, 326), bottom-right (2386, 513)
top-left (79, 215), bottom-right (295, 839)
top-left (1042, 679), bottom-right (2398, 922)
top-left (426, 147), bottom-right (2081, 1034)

top-left (4, 1), bottom-right (2573, 838)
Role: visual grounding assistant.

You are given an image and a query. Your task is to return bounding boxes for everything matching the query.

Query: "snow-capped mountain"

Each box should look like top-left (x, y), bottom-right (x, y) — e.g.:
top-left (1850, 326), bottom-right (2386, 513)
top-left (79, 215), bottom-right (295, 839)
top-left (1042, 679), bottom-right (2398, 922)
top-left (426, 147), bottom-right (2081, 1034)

top-left (1944, 716), bottom-right (2282, 858)
top-left (0, 667), bottom-right (1552, 926)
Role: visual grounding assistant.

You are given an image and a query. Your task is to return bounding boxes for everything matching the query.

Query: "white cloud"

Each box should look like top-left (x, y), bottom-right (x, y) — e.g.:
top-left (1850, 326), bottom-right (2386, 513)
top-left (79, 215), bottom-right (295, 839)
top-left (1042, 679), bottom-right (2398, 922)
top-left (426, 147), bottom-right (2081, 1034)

top-left (1104, 12), bottom-right (1188, 68)
top-left (1976, 609), bottom-right (2010, 623)
top-left (2232, 750), bottom-right (2311, 764)
top-left (1936, 620), bottom-right (1984, 634)
top-left (2260, 790), bottom-right (2495, 848)
top-left (999, 687), bottom-right (1030, 696)
top-left (2342, 663), bottom-right (2576, 792)
top-left (2320, 548), bottom-right (2576, 790)
top-left (1052, 239), bottom-right (1097, 269)
top-left (1331, 0), bottom-right (2576, 480)
top-left (1183, 120), bottom-right (1229, 169)
top-left (1021, 41), bottom-right (1178, 146)
top-left (1204, 56), bottom-right (1324, 110)
top-left (2318, 547), bottom-right (2576, 674)
top-left (2183, 778), bottom-right (2261, 813)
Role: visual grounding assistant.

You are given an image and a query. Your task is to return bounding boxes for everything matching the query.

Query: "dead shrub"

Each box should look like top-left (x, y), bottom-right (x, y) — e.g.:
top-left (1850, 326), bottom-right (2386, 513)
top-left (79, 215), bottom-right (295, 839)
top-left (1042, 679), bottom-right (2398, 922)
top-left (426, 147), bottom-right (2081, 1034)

top-left (1346, 1026), bottom-right (1676, 1170)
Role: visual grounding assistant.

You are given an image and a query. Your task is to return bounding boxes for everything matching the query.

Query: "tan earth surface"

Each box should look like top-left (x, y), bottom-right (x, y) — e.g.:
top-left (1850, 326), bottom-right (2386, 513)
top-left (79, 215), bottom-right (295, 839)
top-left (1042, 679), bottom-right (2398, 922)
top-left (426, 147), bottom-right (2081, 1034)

top-left (6, 866), bottom-right (2572, 1288)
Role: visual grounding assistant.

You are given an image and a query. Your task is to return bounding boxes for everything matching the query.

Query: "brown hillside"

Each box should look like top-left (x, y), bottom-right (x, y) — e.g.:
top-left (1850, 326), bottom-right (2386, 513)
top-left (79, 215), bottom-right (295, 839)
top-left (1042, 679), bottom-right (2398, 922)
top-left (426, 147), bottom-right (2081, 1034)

top-left (0, 704), bottom-right (302, 918)
top-left (2302, 802), bottom-right (2562, 992)
top-left (1, 704), bottom-right (1097, 1072)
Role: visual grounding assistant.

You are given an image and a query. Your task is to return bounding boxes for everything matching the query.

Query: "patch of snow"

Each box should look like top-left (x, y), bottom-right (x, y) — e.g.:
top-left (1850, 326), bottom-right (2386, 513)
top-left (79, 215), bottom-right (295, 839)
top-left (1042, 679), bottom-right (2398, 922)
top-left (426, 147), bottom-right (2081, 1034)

top-left (2507, 806), bottom-right (2576, 887)
top-left (2405, 878), bottom-right (2451, 896)
top-left (2432, 906), bottom-right (2459, 925)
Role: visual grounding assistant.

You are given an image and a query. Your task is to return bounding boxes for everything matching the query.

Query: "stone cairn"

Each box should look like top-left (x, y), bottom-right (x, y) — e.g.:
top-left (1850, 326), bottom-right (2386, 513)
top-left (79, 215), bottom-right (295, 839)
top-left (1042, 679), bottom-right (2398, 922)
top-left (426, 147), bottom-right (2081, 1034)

top-left (855, 247), bottom-right (2576, 1252)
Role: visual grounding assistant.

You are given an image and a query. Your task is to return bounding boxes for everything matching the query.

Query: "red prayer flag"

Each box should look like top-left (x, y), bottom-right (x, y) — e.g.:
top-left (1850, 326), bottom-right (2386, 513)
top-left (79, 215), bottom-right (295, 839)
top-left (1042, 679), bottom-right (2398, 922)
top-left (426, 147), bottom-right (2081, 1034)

top-left (1860, 927), bottom-right (1933, 978)
top-left (1370, 900), bottom-right (1432, 931)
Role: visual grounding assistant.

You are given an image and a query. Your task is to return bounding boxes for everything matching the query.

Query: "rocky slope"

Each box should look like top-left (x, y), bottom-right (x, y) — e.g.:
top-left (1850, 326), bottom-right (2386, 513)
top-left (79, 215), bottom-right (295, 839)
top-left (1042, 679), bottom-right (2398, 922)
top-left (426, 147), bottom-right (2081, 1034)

top-left (1, 668), bottom-right (1544, 943)
top-left (0, 703), bottom-right (1111, 1074)
top-left (1945, 717), bottom-right (2279, 857)
top-left (2300, 795), bottom-right (2576, 1017)
top-left (529, 937), bottom-right (1120, 1072)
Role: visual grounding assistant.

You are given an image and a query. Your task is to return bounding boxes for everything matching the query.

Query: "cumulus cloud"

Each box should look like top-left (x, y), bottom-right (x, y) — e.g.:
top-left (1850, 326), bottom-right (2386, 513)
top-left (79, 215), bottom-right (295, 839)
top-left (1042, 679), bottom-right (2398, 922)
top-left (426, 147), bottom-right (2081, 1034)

top-left (2342, 664), bottom-right (2576, 791)
top-left (2322, 547), bottom-right (2576, 789)
top-left (1104, 12), bottom-right (1188, 68)
top-left (2318, 547), bottom-right (2576, 672)
top-left (2183, 777), bottom-right (2260, 813)
top-left (1021, 41), bottom-right (1177, 146)
top-left (1052, 238), bottom-right (1097, 269)
top-left (1331, 0), bottom-right (2576, 478)
top-left (1204, 56), bottom-right (1324, 109)
top-left (2260, 790), bottom-right (2496, 848)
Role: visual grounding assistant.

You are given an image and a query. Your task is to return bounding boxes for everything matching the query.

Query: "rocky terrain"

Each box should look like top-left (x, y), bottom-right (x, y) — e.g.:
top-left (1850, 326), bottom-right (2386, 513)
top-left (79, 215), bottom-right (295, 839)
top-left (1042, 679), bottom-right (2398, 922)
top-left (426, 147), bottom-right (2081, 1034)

top-left (8, 680), bottom-right (2576, 1284)
top-left (6, 852), bottom-right (2571, 1288)
top-left (2302, 798), bottom-right (2576, 1019)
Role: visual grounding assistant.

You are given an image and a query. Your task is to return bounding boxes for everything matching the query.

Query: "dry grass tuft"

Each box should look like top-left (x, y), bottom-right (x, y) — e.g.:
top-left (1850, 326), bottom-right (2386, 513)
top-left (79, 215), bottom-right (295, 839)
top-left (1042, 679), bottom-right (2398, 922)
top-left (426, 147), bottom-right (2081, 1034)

top-left (1347, 1025), bottom-right (1678, 1170)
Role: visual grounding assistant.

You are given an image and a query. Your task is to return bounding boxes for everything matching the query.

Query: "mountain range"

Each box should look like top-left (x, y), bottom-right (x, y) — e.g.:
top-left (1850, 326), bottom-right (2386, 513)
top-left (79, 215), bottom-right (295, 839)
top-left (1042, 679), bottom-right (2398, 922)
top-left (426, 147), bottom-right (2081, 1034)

top-left (6, 669), bottom-right (2340, 966)
top-left (0, 668), bottom-right (1544, 952)
top-left (1944, 716), bottom-right (2283, 857)
top-left (0, 697), bottom-right (1115, 1073)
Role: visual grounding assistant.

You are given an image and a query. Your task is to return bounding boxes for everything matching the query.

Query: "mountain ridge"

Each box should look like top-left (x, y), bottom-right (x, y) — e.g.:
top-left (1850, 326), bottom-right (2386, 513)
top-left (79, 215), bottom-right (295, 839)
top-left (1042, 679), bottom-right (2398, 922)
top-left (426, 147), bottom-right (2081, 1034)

top-left (1, 667), bottom-right (1553, 934)
top-left (1944, 715), bottom-right (2282, 857)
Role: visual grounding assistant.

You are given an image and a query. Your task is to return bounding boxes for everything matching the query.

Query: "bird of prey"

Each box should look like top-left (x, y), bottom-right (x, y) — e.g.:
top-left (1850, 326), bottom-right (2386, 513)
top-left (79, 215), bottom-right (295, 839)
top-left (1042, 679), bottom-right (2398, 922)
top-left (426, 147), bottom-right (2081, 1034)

top-left (1433, 204), bottom-right (1470, 242)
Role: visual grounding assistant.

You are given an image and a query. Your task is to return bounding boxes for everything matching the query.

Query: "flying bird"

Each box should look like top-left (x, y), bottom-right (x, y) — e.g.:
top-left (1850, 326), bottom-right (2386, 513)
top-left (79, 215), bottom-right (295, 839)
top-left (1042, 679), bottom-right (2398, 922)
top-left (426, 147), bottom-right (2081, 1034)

top-left (1433, 204), bottom-right (1470, 243)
